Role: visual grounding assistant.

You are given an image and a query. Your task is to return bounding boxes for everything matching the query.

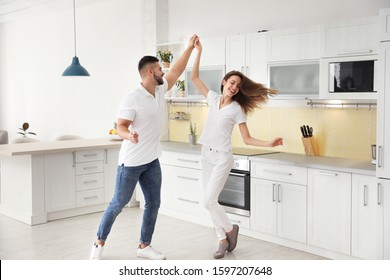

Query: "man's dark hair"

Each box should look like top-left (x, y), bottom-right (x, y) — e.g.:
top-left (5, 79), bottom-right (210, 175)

top-left (138, 56), bottom-right (159, 72)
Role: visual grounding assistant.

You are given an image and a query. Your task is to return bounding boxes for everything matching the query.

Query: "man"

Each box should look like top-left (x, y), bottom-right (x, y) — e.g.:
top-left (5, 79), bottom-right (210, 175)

top-left (90, 34), bottom-right (198, 260)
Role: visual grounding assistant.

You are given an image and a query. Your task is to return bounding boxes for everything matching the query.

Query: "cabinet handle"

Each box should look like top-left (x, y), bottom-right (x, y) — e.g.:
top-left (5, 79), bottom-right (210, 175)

top-left (230, 219), bottom-right (242, 224)
top-left (177, 175), bottom-right (199, 181)
top-left (104, 149), bottom-right (108, 164)
top-left (84, 195), bottom-right (98, 200)
top-left (378, 183), bottom-right (382, 205)
top-left (83, 166), bottom-right (98, 170)
top-left (72, 152), bottom-right (76, 167)
top-left (177, 197), bottom-right (199, 204)
top-left (378, 146), bottom-right (383, 168)
top-left (83, 180), bottom-right (98, 184)
top-left (278, 184), bottom-right (282, 203)
top-left (363, 185), bottom-right (368, 206)
top-left (83, 153), bottom-right (98, 157)
top-left (319, 171), bottom-right (338, 176)
top-left (272, 183), bottom-right (276, 202)
top-left (263, 170), bottom-right (292, 176)
top-left (177, 158), bottom-right (199, 164)
top-left (336, 49), bottom-right (373, 56)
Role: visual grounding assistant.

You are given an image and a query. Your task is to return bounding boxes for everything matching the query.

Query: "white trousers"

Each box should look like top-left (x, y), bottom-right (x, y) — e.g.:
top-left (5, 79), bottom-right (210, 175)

top-left (201, 146), bottom-right (234, 240)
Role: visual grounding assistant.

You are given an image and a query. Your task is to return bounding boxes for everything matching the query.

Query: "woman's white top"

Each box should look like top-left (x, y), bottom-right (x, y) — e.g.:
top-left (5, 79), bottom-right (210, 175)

top-left (199, 90), bottom-right (246, 152)
top-left (116, 78), bottom-right (167, 166)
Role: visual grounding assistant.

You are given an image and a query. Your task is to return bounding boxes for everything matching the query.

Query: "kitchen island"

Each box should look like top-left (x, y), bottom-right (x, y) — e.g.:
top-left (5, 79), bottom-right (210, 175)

top-left (0, 138), bottom-right (122, 225)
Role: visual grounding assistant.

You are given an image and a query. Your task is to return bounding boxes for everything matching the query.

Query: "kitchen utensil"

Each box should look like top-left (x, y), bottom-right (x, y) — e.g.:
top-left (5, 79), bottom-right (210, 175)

top-left (300, 126), bottom-right (306, 138)
top-left (307, 126), bottom-right (313, 137)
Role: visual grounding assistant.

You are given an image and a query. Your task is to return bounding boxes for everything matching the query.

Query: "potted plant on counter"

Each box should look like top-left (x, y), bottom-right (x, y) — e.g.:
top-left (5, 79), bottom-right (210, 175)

top-left (189, 122), bottom-right (197, 145)
top-left (176, 79), bottom-right (185, 97)
top-left (157, 49), bottom-right (173, 68)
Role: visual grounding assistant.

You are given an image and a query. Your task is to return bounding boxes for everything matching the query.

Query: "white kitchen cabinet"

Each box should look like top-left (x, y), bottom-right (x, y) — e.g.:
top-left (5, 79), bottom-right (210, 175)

top-left (351, 174), bottom-right (383, 259)
top-left (226, 32), bottom-right (268, 85)
top-left (267, 26), bottom-right (320, 62)
top-left (251, 162), bottom-right (307, 243)
top-left (320, 16), bottom-right (379, 58)
top-left (307, 168), bottom-right (352, 255)
top-left (103, 147), bottom-right (120, 203)
top-left (377, 43), bottom-right (390, 177)
top-left (187, 36), bottom-right (225, 67)
top-left (380, 8), bottom-right (390, 42)
top-left (44, 152), bottom-right (76, 212)
top-left (380, 179), bottom-right (390, 259)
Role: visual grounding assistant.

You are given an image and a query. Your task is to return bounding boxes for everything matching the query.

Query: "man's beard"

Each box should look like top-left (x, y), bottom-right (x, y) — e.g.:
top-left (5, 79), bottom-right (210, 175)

top-left (153, 74), bottom-right (164, 85)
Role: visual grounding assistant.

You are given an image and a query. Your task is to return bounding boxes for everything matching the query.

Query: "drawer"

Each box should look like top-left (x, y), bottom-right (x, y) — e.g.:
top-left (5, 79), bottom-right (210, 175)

top-left (76, 173), bottom-right (104, 191)
top-left (174, 187), bottom-right (202, 214)
top-left (75, 150), bottom-right (104, 163)
top-left (159, 150), bottom-right (173, 165)
top-left (75, 161), bottom-right (104, 175)
top-left (251, 162), bottom-right (307, 185)
top-left (226, 212), bottom-right (250, 229)
top-left (172, 152), bottom-right (201, 169)
top-left (171, 167), bottom-right (202, 190)
top-left (76, 188), bottom-right (104, 207)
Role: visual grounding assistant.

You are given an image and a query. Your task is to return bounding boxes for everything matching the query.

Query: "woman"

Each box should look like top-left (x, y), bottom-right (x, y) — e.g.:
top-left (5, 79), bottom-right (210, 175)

top-left (191, 38), bottom-right (283, 259)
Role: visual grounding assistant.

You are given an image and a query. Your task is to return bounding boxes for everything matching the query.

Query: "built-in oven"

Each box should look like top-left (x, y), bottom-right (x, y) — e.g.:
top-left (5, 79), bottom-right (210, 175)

top-left (218, 156), bottom-right (251, 217)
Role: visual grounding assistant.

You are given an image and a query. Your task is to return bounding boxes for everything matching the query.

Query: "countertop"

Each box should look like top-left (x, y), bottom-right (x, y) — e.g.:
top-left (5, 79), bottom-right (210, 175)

top-left (160, 141), bottom-right (376, 176)
top-left (0, 138), bottom-right (122, 156)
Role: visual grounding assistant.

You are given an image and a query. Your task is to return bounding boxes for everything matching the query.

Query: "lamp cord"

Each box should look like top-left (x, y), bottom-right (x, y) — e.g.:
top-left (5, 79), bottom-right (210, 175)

top-left (73, 0), bottom-right (77, 56)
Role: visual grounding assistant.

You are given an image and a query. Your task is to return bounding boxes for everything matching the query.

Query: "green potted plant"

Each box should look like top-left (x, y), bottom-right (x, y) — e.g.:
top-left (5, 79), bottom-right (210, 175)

top-left (176, 79), bottom-right (185, 97)
top-left (189, 122), bottom-right (197, 145)
top-left (157, 49), bottom-right (173, 68)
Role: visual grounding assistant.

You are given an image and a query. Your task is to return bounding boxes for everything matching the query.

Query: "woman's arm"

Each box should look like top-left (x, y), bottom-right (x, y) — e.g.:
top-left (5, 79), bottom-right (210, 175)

top-left (190, 38), bottom-right (209, 97)
top-left (239, 123), bottom-right (283, 147)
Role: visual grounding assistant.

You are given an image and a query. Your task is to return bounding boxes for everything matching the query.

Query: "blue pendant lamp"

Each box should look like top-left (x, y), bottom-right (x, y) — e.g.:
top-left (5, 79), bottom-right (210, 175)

top-left (62, 0), bottom-right (90, 76)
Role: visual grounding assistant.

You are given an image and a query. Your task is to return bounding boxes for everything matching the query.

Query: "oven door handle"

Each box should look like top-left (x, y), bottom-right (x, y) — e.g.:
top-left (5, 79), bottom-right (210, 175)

top-left (229, 172), bottom-right (248, 177)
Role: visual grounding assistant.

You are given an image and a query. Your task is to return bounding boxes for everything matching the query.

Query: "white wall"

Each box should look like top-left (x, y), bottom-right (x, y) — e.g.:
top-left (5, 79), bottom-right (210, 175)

top-left (168, 0), bottom-right (390, 41)
top-left (0, 0), bottom-right (143, 142)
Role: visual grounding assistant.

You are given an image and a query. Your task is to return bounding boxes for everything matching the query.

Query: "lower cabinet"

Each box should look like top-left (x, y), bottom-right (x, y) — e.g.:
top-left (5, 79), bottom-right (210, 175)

top-left (380, 178), bottom-right (390, 259)
top-left (307, 168), bottom-right (352, 255)
top-left (251, 179), bottom-right (307, 243)
top-left (250, 162), bottom-right (307, 243)
top-left (352, 174), bottom-right (383, 259)
top-left (44, 148), bottom-right (119, 214)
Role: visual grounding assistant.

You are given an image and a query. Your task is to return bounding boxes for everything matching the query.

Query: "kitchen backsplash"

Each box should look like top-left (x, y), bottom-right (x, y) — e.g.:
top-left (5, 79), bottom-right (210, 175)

top-left (168, 105), bottom-right (376, 161)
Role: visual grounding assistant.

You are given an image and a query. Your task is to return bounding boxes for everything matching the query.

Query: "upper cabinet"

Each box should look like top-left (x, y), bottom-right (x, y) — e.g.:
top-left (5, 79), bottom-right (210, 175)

top-left (188, 36), bottom-right (226, 67)
top-left (267, 26), bottom-right (320, 62)
top-left (226, 32), bottom-right (268, 85)
top-left (380, 7), bottom-right (390, 42)
top-left (320, 16), bottom-right (379, 58)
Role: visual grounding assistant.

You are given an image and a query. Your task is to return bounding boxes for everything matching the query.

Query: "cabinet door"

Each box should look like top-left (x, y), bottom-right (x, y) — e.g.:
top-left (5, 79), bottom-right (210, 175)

top-left (245, 32), bottom-right (268, 84)
top-left (380, 179), bottom-right (390, 259)
top-left (44, 152), bottom-right (75, 212)
top-left (267, 26), bottom-right (320, 61)
top-left (188, 37), bottom-right (225, 67)
top-left (250, 178), bottom-right (277, 235)
top-left (103, 148), bottom-right (120, 202)
top-left (377, 42), bottom-right (390, 177)
top-left (307, 168), bottom-right (352, 255)
top-left (352, 174), bottom-right (383, 259)
top-left (380, 8), bottom-right (390, 42)
top-left (321, 17), bottom-right (379, 57)
top-left (277, 183), bottom-right (307, 243)
top-left (226, 34), bottom-right (246, 73)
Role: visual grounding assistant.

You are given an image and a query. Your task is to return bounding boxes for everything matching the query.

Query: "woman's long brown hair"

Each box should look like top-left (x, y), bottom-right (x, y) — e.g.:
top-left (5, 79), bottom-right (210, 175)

top-left (220, 70), bottom-right (278, 115)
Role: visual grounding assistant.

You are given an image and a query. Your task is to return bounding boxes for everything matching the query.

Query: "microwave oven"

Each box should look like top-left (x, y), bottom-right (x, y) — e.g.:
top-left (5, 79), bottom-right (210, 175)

top-left (320, 55), bottom-right (378, 99)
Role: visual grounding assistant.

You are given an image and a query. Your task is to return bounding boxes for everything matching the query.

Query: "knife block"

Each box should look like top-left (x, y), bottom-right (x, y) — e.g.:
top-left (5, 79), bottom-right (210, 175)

top-left (302, 136), bottom-right (319, 156)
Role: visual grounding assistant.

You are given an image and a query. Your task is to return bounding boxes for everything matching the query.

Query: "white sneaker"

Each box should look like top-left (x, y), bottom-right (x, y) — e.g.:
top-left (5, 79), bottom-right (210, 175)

top-left (90, 243), bottom-right (104, 260)
top-left (136, 245), bottom-right (166, 260)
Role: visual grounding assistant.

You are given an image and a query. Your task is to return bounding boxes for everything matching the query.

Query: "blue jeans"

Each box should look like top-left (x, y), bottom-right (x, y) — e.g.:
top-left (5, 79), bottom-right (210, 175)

top-left (96, 158), bottom-right (162, 245)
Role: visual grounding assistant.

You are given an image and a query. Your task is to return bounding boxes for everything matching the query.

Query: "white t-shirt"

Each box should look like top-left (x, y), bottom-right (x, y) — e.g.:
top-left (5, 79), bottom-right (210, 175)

top-left (199, 90), bottom-right (247, 152)
top-left (116, 78), bottom-right (168, 166)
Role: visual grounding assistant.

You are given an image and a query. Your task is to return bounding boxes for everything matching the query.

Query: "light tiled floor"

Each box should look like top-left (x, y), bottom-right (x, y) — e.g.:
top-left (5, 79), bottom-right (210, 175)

top-left (0, 207), bottom-right (327, 260)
